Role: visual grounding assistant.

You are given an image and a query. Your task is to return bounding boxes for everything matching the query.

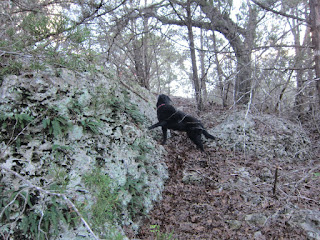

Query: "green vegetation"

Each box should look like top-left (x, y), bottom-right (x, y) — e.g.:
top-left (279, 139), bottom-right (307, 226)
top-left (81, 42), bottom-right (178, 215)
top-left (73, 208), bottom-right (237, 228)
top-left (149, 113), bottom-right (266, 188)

top-left (132, 137), bottom-right (154, 154)
top-left (125, 101), bottom-right (146, 125)
top-left (0, 112), bottom-right (35, 147)
top-left (91, 85), bottom-right (110, 114)
top-left (20, 197), bottom-right (78, 240)
top-left (313, 172), bottom-right (320, 177)
top-left (91, 86), bottom-right (147, 126)
top-left (68, 98), bottom-right (83, 116)
top-left (150, 224), bottom-right (175, 240)
top-left (132, 138), bottom-right (158, 176)
top-left (106, 90), bottom-right (147, 126)
top-left (0, 62), bottom-right (154, 239)
top-left (122, 138), bottom-right (156, 220)
top-left (0, 9), bottom-right (98, 81)
top-left (0, 188), bottom-right (78, 240)
top-left (0, 60), bottom-right (23, 80)
top-left (21, 13), bottom-right (67, 41)
top-left (42, 114), bottom-right (70, 138)
top-left (83, 169), bottom-right (123, 239)
top-left (80, 118), bottom-right (101, 134)
top-left (48, 164), bottom-right (70, 191)
top-left (123, 175), bottom-right (148, 219)
top-left (0, 112), bottom-right (34, 132)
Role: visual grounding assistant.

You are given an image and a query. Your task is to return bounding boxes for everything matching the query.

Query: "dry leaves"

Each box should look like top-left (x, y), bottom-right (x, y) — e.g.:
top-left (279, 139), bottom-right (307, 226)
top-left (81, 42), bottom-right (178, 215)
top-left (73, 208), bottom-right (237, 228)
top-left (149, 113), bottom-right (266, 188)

top-left (133, 100), bottom-right (320, 240)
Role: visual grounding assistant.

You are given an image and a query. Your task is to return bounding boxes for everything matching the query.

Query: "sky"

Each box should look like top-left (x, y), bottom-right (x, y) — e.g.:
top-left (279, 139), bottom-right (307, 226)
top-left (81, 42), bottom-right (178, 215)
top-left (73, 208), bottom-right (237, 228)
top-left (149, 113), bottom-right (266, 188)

top-left (166, 0), bottom-right (244, 98)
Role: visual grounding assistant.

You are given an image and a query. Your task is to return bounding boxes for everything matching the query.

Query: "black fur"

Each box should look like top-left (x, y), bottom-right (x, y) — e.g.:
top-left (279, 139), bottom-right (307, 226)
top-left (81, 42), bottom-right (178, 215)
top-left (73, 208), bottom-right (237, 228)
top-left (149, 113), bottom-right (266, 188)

top-left (148, 94), bottom-right (215, 151)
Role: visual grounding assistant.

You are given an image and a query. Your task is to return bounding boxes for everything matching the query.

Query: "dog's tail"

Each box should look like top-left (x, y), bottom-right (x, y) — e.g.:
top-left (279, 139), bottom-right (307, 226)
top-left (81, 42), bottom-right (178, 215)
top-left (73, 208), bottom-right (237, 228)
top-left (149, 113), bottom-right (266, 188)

top-left (203, 130), bottom-right (215, 139)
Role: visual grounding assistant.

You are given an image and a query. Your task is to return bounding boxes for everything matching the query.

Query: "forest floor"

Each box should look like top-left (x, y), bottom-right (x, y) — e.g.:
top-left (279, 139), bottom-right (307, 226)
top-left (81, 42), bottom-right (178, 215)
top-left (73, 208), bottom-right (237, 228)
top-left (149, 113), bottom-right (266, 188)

top-left (130, 98), bottom-right (320, 240)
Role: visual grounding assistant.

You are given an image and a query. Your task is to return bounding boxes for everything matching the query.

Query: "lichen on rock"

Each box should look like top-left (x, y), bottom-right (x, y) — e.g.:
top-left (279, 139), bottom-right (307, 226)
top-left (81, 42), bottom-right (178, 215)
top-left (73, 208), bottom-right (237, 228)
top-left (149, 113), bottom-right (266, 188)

top-left (0, 67), bottom-right (168, 239)
top-left (208, 111), bottom-right (311, 161)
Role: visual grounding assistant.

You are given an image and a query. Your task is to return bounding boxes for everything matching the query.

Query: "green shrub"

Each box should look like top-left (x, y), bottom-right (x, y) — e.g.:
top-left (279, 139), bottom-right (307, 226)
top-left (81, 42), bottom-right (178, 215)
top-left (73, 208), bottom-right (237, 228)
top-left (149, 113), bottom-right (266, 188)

top-left (0, 112), bottom-right (34, 131)
top-left (42, 110), bottom-right (71, 138)
top-left (106, 90), bottom-right (147, 126)
top-left (21, 13), bottom-right (67, 41)
top-left (20, 196), bottom-right (78, 240)
top-left (0, 112), bottom-right (34, 146)
top-left (0, 60), bottom-right (23, 80)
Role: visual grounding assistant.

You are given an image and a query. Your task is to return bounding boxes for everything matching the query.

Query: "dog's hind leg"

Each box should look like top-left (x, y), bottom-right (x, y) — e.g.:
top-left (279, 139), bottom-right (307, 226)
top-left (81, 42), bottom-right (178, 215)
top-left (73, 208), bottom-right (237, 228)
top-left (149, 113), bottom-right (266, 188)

top-left (187, 130), bottom-right (204, 151)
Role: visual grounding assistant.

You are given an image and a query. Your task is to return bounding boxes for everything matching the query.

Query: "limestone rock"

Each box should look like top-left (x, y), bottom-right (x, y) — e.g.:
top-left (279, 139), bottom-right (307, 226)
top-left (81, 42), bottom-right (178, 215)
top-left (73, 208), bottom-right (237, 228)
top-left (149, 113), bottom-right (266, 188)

top-left (0, 68), bottom-right (168, 239)
top-left (209, 111), bottom-right (311, 161)
top-left (287, 209), bottom-right (320, 240)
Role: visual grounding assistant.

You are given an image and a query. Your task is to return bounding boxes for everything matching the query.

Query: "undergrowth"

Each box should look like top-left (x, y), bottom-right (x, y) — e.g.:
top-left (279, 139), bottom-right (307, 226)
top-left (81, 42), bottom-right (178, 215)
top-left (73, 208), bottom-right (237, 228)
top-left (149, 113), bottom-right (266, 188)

top-left (150, 224), bottom-right (175, 240)
top-left (83, 168), bottom-right (123, 239)
top-left (106, 89), bottom-right (147, 126)
top-left (123, 137), bottom-right (156, 220)
top-left (0, 187), bottom-right (78, 240)
top-left (0, 112), bottom-right (34, 132)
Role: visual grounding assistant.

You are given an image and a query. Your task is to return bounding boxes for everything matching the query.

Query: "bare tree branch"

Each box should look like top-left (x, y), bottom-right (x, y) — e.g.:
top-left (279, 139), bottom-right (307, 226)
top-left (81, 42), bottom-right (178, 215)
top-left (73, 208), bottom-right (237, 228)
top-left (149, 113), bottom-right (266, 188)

top-left (251, 0), bottom-right (307, 23)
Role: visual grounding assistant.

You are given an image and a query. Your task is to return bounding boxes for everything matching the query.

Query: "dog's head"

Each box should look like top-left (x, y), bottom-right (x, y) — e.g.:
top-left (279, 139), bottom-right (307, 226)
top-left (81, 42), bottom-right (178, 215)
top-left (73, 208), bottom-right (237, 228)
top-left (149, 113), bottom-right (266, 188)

top-left (157, 94), bottom-right (172, 107)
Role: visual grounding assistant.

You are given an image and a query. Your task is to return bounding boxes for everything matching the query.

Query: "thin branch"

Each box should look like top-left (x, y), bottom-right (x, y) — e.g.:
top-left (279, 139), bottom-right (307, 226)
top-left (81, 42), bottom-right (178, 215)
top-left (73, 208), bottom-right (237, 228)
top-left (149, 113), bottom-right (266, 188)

top-left (0, 166), bottom-right (100, 240)
top-left (0, 188), bottom-right (28, 219)
top-left (251, 0), bottom-right (307, 23)
top-left (262, 66), bottom-right (315, 71)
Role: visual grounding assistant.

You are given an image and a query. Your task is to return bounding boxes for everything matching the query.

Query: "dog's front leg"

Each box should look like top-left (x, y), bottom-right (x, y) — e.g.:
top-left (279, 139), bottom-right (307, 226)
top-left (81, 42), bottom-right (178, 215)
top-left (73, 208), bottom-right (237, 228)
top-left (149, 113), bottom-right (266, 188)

top-left (148, 121), bottom-right (166, 130)
top-left (161, 126), bottom-right (168, 145)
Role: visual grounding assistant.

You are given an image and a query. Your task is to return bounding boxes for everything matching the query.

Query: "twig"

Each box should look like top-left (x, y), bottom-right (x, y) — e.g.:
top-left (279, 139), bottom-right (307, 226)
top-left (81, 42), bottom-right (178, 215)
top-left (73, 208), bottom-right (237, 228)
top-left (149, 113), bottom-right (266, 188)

top-left (38, 209), bottom-right (48, 240)
top-left (119, 79), bottom-right (150, 103)
top-left (0, 165), bottom-right (100, 240)
top-left (0, 188), bottom-right (27, 219)
top-left (273, 165), bottom-right (281, 196)
top-left (5, 110), bottom-right (48, 149)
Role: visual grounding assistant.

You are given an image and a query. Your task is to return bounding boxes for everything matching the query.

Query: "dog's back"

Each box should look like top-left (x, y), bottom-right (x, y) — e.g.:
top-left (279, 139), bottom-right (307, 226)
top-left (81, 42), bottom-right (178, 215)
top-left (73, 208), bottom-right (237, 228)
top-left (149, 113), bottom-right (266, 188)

top-left (149, 94), bottom-right (215, 151)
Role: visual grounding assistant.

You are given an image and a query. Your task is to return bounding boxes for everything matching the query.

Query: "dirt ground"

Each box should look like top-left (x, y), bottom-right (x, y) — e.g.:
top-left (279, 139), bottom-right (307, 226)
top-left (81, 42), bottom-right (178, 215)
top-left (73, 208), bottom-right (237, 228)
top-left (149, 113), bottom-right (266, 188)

top-left (131, 98), bottom-right (320, 240)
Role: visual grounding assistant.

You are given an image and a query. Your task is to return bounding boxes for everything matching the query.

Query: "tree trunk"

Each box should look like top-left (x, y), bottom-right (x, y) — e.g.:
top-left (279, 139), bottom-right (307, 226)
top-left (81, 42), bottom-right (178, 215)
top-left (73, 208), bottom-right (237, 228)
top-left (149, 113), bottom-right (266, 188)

top-left (142, 0), bottom-right (150, 90)
top-left (186, 0), bottom-right (203, 111)
top-left (133, 40), bottom-right (145, 87)
top-left (234, 52), bottom-right (252, 104)
top-left (212, 32), bottom-right (228, 107)
top-left (309, 0), bottom-right (320, 107)
top-left (200, 24), bottom-right (208, 103)
top-left (291, 15), bottom-right (309, 115)
top-left (130, 0), bottom-right (150, 90)
top-left (234, 4), bottom-right (257, 105)
top-left (196, 0), bottom-right (256, 105)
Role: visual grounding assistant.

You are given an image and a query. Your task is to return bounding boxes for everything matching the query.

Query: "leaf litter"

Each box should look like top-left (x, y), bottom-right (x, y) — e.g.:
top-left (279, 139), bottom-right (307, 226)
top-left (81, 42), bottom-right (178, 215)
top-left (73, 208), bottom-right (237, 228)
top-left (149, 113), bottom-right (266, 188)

top-left (130, 98), bottom-right (320, 240)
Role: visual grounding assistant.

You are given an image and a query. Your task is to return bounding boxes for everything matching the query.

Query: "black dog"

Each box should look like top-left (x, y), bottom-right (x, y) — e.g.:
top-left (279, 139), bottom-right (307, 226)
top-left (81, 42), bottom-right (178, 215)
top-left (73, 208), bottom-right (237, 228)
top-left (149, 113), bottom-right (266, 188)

top-left (148, 94), bottom-right (215, 151)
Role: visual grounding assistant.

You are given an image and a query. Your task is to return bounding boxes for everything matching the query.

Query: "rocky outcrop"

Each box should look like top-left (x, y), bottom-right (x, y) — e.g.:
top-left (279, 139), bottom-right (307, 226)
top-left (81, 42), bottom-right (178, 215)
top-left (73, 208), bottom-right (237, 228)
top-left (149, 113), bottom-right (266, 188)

top-left (208, 111), bottom-right (311, 161)
top-left (0, 67), bottom-right (168, 239)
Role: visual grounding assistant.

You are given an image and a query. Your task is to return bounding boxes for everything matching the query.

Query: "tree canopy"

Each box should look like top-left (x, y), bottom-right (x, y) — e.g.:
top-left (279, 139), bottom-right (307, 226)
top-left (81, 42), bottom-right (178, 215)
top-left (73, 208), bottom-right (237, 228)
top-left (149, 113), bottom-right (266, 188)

top-left (1, 0), bottom-right (319, 120)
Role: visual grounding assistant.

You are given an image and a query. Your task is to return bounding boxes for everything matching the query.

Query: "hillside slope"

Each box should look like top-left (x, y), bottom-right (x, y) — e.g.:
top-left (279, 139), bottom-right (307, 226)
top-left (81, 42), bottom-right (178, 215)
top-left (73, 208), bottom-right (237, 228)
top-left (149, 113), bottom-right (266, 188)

top-left (1, 68), bottom-right (319, 240)
top-left (137, 97), bottom-right (320, 240)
